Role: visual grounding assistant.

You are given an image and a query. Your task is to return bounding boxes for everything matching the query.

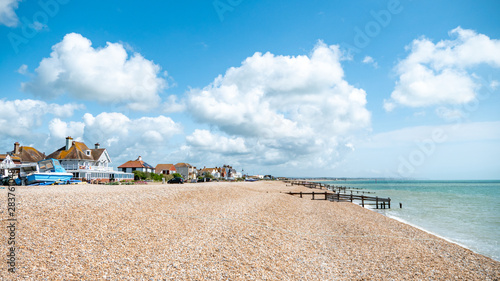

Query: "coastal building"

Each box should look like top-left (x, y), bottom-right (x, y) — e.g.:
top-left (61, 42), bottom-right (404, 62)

top-left (46, 137), bottom-right (133, 182)
top-left (155, 164), bottom-right (176, 175)
top-left (220, 165), bottom-right (238, 179)
top-left (174, 163), bottom-right (197, 180)
top-left (199, 167), bottom-right (221, 178)
top-left (118, 156), bottom-right (155, 173)
top-left (5, 142), bottom-right (45, 163)
top-left (0, 154), bottom-right (21, 165)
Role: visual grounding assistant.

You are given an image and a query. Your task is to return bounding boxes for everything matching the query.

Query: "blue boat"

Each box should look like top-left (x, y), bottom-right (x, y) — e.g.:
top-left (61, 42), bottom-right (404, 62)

top-left (18, 159), bottom-right (73, 185)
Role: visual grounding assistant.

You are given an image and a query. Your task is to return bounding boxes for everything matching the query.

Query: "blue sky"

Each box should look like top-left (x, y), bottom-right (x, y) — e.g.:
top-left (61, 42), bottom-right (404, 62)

top-left (1, 0), bottom-right (499, 179)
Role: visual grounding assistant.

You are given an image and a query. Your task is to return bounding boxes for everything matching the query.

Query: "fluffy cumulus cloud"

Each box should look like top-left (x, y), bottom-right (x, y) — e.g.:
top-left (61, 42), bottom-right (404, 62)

top-left (385, 27), bottom-right (500, 111)
top-left (48, 118), bottom-right (85, 141)
top-left (186, 42), bottom-right (371, 168)
top-left (75, 112), bottom-right (183, 162)
top-left (22, 33), bottom-right (168, 111)
top-left (0, 99), bottom-right (83, 137)
top-left (186, 129), bottom-right (248, 154)
top-left (0, 0), bottom-right (20, 27)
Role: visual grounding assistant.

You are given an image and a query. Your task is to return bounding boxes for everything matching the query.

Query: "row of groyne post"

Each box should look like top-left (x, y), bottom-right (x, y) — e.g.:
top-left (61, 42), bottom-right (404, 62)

top-left (283, 180), bottom-right (392, 209)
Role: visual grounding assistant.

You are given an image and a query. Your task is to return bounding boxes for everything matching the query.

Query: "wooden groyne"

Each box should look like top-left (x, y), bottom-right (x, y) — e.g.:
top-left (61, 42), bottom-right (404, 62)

top-left (283, 180), bottom-right (391, 209)
top-left (285, 180), bottom-right (374, 194)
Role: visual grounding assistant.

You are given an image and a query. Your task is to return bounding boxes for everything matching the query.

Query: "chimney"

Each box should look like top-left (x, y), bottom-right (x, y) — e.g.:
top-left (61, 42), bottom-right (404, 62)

top-left (137, 156), bottom-right (142, 161)
top-left (65, 136), bottom-right (73, 151)
top-left (95, 143), bottom-right (100, 149)
top-left (13, 142), bottom-right (20, 155)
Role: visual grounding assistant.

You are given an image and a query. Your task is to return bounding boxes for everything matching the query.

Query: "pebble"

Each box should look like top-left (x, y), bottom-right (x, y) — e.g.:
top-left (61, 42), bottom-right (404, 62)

top-left (0, 181), bottom-right (498, 279)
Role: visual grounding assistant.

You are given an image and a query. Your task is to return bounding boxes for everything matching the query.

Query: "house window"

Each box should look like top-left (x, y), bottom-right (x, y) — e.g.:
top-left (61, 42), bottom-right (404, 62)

top-left (86, 150), bottom-right (91, 156)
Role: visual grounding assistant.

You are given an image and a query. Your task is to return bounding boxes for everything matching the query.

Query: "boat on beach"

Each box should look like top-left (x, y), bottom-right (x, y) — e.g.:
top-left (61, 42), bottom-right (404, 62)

top-left (10, 159), bottom-right (73, 185)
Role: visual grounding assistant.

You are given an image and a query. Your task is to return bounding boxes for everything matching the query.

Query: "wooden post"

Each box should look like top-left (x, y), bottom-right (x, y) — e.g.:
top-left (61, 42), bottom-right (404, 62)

top-left (312, 192), bottom-right (315, 200)
top-left (324, 192), bottom-right (327, 200)
top-left (388, 198), bottom-right (391, 209)
top-left (376, 196), bottom-right (379, 209)
top-left (337, 193), bottom-right (340, 202)
top-left (300, 192), bottom-right (302, 198)
top-left (350, 193), bottom-right (353, 203)
top-left (361, 195), bottom-right (364, 207)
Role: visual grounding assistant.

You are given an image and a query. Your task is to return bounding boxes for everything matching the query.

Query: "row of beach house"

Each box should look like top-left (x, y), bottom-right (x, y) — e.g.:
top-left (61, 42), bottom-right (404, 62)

top-left (0, 136), bottom-right (241, 183)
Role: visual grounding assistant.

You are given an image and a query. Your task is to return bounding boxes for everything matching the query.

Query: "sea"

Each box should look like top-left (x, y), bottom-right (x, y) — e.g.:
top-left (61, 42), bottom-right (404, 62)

top-left (317, 179), bottom-right (500, 262)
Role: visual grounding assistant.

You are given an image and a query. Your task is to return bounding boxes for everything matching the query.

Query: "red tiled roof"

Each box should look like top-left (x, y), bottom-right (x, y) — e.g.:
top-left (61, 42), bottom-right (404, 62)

top-left (155, 164), bottom-right (176, 173)
top-left (118, 160), bottom-right (154, 169)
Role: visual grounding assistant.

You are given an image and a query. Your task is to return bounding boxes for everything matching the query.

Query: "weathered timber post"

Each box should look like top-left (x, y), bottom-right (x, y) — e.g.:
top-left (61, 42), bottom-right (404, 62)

top-left (312, 192), bottom-right (315, 200)
top-left (324, 192), bottom-right (328, 200)
top-left (388, 198), bottom-right (391, 209)
top-left (300, 192), bottom-right (302, 198)
top-left (376, 196), bottom-right (379, 209)
top-left (361, 195), bottom-right (365, 207)
top-left (337, 193), bottom-right (340, 202)
top-left (350, 193), bottom-right (353, 202)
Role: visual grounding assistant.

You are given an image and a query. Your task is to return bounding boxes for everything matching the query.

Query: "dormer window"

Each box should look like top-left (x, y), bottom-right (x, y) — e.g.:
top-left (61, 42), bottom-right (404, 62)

top-left (86, 150), bottom-right (91, 156)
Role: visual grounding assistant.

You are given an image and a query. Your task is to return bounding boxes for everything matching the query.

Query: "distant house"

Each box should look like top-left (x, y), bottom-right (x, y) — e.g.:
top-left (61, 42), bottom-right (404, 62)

top-left (5, 142), bottom-right (45, 164)
top-left (46, 137), bottom-right (133, 182)
top-left (219, 164), bottom-right (237, 179)
top-left (155, 164), bottom-right (176, 175)
top-left (174, 163), bottom-right (197, 180)
top-left (200, 167), bottom-right (220, 179)
top-left (118, 156), bottom-right (155, 173)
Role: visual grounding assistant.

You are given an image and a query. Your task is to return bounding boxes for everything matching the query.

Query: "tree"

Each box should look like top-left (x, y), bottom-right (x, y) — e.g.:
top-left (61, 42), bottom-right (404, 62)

top-left (133, 170), bottom-right (147, 180)
top-left (172, 173), bottom-right (183, 178)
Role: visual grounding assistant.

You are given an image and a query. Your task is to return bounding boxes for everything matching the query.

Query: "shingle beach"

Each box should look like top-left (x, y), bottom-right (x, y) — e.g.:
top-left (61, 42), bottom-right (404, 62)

top-left (1, 181), bottom-right (499, 280)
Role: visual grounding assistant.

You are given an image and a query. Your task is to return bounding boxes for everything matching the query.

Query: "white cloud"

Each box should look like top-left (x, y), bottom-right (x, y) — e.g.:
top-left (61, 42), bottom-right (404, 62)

top-left (0, 99), bottom-right (83, 138)
top-left (48, 118), bottom-right (85, 140)
top-left (22, 33), bottom-right (168, 111)
top-left (0, 0), bottom-right (20, 27)
top-left (162, 95), bottom-right (186, 113)
top-left (435, 107), bottom-right (465, 122)
top-left (186, 41), bottom-right (371, 167)
top-left (362, 56), bottom-right (378, 68)
top-left (386, 27), bottom-right (500, 110)
top-left (186, 129), bottom-right (248, 154)
top-left (17, 64), bottom-right (28, 74)
top-left (79, 112), bottom-right (183, 163)
top-left (490, 80), bottom-right (499, 90)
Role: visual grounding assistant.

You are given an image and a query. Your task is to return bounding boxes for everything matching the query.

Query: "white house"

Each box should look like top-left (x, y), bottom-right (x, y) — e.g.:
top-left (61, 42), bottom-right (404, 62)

top-left (46, 137), bottom-right (133, 182)
top-left (118, 156), bottom-right (155, 174)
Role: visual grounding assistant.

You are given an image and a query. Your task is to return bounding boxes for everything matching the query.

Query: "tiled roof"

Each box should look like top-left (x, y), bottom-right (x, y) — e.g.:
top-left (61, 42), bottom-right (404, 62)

top-left (0, 154), bottom-right (21, 164)
top-left (46, 141), bottom-right (95, 161)
top-left (118, 160), bottom-right (154, 169)
top-left (155, 164), bottom-right (176, 172)
top-left (91, 149), bottom-right (106, 161)
top-left (201, 168), bottom-right (217, 172)
top-left (12, 146), bottom-right (45, 163)
top-left (175, 163), bottom-right (192, 167)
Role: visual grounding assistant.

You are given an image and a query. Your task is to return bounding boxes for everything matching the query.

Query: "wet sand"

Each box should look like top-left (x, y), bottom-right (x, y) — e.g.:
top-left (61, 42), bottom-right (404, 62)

top-left (1, 181), bottom-right (498, 280)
